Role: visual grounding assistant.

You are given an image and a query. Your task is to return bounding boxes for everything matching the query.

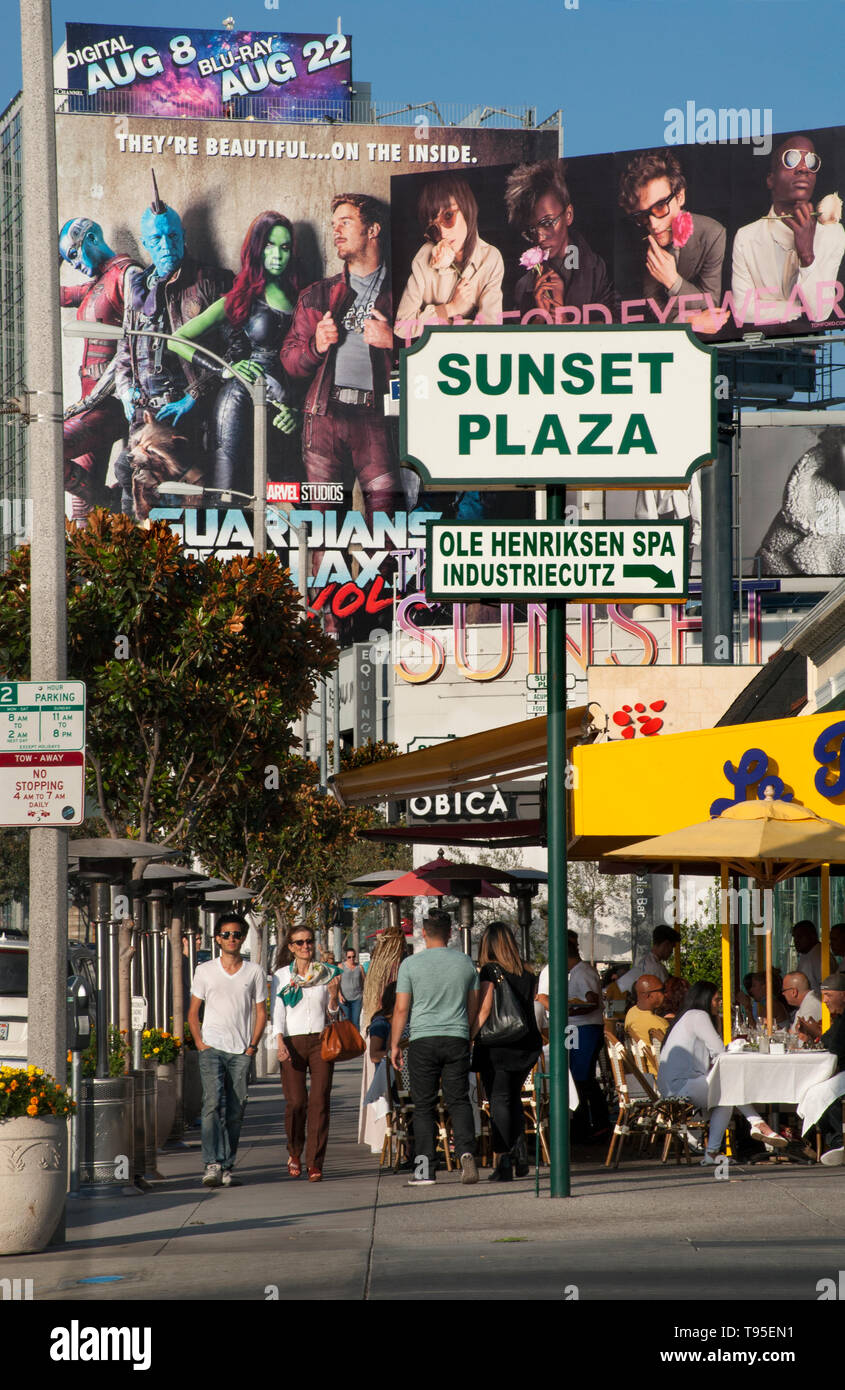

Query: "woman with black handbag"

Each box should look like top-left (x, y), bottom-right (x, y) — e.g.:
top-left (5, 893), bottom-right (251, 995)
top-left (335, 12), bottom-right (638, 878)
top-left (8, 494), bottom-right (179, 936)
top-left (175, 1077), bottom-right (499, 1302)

top-left (471, 921), bottom-right (542, 1182)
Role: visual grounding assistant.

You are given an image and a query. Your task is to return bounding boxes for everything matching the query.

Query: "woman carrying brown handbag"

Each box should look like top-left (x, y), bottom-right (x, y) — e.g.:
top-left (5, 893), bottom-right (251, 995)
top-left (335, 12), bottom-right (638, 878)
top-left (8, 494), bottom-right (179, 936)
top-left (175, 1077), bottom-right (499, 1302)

top-left (271, 925), bottom-right (341, 1181)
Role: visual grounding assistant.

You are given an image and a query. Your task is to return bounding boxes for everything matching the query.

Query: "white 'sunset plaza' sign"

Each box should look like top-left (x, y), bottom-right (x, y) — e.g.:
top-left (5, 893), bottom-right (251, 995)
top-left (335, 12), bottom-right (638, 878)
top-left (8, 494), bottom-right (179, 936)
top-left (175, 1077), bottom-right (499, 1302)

top-left (400, 324), bottom-right (716, 489)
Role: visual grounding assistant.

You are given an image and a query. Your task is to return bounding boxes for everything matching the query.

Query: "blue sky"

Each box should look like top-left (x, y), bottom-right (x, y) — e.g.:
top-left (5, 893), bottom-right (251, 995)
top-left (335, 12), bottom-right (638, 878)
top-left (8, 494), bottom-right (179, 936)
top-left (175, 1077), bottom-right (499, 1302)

top-left (5, 0), bottom-right (843, 156)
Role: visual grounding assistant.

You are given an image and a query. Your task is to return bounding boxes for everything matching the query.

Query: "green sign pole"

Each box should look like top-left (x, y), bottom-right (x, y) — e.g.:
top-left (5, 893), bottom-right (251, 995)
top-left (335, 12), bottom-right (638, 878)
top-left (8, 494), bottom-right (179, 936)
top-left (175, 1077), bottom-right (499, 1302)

top-left (546, 485), bottom-right (570, 1198)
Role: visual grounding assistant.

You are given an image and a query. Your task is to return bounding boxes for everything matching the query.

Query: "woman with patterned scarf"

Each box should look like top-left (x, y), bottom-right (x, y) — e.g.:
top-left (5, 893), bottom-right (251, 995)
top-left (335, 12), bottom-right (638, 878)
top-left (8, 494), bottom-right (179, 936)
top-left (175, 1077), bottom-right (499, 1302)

top-left (271, 925), bottom-right (341, 1181)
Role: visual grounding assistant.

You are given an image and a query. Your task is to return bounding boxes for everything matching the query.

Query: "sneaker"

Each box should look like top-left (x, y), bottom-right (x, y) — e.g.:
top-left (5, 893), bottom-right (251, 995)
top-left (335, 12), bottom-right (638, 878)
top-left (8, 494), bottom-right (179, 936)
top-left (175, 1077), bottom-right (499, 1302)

top-left (820, 1146), bottom-right (845, 1166)
top-left (460, 1153), bottom-right (479, 1185)
top-left (220, 1170), bottom-right (242, 1186)
top-left (699, 1151), bottom-right (734, 1166)
top-left (406, 1174), bottom-right (436, 1187)
top-left (202, 1163), bottom-right (222, 1187)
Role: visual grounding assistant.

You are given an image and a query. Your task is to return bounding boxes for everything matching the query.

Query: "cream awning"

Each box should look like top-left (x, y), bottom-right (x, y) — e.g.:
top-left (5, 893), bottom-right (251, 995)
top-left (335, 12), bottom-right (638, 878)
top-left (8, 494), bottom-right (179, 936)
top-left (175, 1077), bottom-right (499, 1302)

top-left (329, 709), bottom-right (588, 808)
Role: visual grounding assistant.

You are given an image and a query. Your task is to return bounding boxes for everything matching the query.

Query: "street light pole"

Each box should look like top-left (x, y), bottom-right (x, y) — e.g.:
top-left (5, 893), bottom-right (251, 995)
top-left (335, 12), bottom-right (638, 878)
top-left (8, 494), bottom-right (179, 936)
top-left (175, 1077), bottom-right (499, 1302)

top-left (21, 0), bottom-right (68, 1091)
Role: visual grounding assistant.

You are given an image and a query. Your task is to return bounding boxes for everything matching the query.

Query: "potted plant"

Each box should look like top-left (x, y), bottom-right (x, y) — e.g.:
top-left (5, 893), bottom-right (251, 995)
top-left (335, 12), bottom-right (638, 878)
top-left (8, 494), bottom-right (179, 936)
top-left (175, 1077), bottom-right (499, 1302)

top-left (79, 1026), bottom-right (130, 1078)
top-left (142, 1028), bottom-right (182, 1146)
top-left (0, 1065), bottom-right (73, 1254)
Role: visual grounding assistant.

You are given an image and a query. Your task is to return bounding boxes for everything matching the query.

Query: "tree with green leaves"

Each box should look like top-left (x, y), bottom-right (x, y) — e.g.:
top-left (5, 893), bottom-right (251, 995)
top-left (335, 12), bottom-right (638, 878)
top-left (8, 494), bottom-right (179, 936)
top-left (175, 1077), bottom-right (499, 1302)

top-left (0, 829), bottom-right (27, 909)
top-left (679, 885), bottom-right (724, 983)
top-left (566, 860), bottom-right (630, 964)
top-left (0, 512), bottom-right (336, 862)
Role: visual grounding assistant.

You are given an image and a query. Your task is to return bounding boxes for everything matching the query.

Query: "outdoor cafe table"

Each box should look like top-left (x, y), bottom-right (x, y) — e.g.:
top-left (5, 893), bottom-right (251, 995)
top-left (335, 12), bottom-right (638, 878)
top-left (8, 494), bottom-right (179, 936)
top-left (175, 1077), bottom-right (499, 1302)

top-left (706, 1050), bottom-right (836, 1109)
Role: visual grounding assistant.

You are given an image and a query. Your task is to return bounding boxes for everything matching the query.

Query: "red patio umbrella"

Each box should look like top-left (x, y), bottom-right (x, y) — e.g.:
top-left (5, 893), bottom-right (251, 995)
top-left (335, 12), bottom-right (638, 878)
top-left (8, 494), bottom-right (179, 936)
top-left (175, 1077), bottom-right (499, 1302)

top-left (366, 866), bottom-right (504, 953)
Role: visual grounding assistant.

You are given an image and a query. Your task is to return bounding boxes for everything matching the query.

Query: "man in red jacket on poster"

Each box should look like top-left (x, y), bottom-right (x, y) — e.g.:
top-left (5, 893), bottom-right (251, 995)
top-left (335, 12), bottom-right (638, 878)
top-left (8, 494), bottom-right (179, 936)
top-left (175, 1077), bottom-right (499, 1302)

top-left (280, 193), bottom-right (404, 534)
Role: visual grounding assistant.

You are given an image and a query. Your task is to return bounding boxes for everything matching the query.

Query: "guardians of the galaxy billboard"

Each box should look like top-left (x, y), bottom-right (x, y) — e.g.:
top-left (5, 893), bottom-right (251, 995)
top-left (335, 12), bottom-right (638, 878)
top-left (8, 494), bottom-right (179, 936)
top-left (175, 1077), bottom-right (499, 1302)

top-left (55, 105), bottom-right (555, 635)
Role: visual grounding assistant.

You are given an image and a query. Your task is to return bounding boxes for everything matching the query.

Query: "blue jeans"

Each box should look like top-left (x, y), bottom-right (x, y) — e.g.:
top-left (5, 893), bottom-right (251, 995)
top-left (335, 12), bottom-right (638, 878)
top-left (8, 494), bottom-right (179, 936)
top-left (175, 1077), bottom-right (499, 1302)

top-left (343, 997), bottom-right (362, 1030)
top-left (198, 1047), bottom-right (252, 1169)
top-left (568, 1023), bottom-right (609, 1141)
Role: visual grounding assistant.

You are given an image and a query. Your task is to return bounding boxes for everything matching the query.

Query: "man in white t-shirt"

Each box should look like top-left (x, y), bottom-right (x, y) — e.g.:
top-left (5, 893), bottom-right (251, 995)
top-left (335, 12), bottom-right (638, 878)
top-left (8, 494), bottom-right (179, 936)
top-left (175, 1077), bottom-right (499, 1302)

top-left (537, 931), bottom-right (607, 1142)
top-left (614, 925), bottom-right (681, 996)
top-left (188, 913), bottom-right (267, 1188)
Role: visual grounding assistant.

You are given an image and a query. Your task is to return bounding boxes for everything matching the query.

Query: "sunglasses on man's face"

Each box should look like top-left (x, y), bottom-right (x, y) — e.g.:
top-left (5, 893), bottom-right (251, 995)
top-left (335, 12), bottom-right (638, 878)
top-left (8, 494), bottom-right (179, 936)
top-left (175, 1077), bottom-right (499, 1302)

top-left (218, 930), bottom-right (245, 941)
top-left (781, 148), bottom-right (821, 171)
top-left (629, 189), bottom-right (678, 226)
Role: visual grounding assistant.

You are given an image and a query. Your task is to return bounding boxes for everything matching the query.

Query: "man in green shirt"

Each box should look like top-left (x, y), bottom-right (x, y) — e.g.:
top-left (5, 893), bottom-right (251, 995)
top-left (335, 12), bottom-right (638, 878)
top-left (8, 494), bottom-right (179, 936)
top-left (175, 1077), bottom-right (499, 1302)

top-left (391, 910), bottom-right (480, 1187)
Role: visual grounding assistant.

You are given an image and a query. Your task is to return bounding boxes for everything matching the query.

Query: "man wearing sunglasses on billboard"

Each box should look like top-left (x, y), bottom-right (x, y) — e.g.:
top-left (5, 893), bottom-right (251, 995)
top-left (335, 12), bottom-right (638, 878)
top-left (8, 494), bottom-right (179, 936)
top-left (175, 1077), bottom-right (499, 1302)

top-left (617, 149), bottom-right (726, 328)
top-left (732, 135), bottom-right (845, 327)
top-left (188, 913), bottom-right (267, 1188)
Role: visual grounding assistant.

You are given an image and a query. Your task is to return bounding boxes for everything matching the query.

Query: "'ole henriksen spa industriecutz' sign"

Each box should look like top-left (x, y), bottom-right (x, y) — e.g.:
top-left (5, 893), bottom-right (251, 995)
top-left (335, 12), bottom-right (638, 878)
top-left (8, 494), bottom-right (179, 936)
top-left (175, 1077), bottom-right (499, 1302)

top-left (426, 521), bottom-right (689, 602)
top-left (400, 324), bottom-right (716, 489)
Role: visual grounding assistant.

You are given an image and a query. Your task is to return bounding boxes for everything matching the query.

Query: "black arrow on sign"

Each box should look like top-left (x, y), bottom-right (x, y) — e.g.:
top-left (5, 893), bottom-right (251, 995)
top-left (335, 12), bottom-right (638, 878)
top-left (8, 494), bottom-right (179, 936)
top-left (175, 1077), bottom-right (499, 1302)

top-left (621, 564), bottom-right (676, 589)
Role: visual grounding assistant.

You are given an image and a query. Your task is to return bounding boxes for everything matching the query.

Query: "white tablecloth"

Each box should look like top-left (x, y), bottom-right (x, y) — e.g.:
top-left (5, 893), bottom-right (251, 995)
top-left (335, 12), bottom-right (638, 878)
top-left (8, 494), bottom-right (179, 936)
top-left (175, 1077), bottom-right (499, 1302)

top-left (541, 1046), bottom-right (577, 1109)
top-left (706, 1051), bottom-right (836, 1109)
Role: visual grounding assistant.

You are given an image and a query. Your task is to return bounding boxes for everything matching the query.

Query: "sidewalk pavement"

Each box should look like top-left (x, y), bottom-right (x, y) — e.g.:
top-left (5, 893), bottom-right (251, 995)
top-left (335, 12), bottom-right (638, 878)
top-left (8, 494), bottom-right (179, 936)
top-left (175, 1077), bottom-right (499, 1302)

top-left (4, 1061), bottom-right (845, 1301)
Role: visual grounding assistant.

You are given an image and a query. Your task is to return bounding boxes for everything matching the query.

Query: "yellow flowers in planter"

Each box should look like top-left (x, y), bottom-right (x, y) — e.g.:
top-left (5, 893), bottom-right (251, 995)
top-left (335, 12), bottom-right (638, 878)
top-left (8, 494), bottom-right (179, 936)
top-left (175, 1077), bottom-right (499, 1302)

top-left (0, 1065), bottom-right (74, 1119)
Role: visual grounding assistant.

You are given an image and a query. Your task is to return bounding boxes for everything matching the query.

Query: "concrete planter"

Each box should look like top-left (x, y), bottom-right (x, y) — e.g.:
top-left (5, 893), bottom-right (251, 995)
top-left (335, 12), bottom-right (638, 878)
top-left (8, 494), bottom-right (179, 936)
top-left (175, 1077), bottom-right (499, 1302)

top-left (0, 1115), bottom-right (67, 1254)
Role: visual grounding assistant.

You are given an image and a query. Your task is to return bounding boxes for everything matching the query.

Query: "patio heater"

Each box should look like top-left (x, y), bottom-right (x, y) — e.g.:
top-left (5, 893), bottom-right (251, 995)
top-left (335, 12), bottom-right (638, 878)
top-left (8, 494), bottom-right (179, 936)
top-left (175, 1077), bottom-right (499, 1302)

top-left (453, 880), bottom-right (482, 956)
top-left (68, 839), bottom-right (176, 1193)
top-left (144, 882), bottom-right (171, 1031)
top-left (505, 869), bottom-right (547, 963)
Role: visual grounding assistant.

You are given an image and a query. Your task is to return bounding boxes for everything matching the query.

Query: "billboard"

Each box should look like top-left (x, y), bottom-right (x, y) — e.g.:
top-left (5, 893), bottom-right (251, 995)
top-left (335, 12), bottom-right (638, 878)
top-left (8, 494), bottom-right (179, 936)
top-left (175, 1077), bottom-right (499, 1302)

top-left (64, 23), bottom-right (352, 120)
top-left (390, 126), bottom-right (845, 344)
top-left (56, 114), bottom-right (555, 637)
top-left (740, 411), bottom-right (845, 577)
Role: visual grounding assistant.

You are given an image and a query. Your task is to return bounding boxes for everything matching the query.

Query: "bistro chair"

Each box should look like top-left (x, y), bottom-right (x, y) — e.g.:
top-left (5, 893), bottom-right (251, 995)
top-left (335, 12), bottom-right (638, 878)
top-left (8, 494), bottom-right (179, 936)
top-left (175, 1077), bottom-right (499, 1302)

top-left (523, 1064), bottom-right (550, 1166)
top-left (435, 1089), bottom-right (454, 1172)
top-left (605, 1038), bottom-right (659, 1167)
top-left (622, 1045), bottom-right (706, 1165)
top-left (473, 1072), bottom-right (493, 1168)
top-left (378, 1059), bottom-right (414, 1172)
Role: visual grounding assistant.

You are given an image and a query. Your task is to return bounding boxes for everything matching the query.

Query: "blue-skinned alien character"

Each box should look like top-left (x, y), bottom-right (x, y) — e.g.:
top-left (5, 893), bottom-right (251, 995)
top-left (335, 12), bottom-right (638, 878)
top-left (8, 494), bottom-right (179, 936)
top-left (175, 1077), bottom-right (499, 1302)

top-left (59, 218), bottom-right (139, 518)
top-left (111, 172), bottom-right (232, 517)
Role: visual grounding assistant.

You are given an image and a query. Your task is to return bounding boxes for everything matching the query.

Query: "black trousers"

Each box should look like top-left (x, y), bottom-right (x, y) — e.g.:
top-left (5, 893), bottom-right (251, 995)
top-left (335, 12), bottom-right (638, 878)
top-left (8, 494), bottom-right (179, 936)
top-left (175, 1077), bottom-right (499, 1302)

top-left (478, 1061), bottom-right (530, 1153)
top-left (407, 1036), bottom-right (475, 1167)
top-left (819, 1098), bottom-right (844, 1151)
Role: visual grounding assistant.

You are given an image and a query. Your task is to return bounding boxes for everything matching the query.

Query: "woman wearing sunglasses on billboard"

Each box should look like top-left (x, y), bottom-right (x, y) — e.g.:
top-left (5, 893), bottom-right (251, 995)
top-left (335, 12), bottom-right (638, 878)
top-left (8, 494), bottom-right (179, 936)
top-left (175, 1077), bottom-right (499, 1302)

top-left (170, 209), bottom-right (303, 494)
top-left (394, 174), bottom-right (504, 339)
top-left (732, 135), bottom-right (845, 328)
top-left (270, 925), bottom-right (342, 1181)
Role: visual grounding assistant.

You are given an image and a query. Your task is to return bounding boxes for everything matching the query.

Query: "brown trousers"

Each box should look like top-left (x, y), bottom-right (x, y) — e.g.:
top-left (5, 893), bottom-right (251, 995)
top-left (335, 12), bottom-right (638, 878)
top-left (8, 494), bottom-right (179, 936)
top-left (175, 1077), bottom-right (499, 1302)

top-left (280, 1033), bottom-right (334, 1169)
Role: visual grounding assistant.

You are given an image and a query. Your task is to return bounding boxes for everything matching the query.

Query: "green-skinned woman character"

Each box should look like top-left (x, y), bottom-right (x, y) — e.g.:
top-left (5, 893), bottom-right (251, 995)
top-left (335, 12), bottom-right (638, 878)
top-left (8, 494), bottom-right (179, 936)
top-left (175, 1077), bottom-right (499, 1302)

top-left (171, 211), bottom-right (302, 495)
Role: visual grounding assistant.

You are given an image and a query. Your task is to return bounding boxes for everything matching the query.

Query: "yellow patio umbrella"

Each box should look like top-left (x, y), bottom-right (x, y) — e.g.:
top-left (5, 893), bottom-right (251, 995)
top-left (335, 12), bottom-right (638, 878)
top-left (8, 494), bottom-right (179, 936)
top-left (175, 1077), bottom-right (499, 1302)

top-left (606, 787), bottom-right (845, 1040)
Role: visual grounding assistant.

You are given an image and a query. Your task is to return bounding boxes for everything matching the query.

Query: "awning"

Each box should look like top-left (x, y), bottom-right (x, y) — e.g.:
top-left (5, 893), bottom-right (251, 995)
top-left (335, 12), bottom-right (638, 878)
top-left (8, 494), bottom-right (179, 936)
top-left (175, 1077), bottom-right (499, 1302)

top-left (360, 820), bottom-right (544, 849)
top-left (329, 708), bottom-right (589, 808)
top-left (716, 647), bottom-right (806, 726)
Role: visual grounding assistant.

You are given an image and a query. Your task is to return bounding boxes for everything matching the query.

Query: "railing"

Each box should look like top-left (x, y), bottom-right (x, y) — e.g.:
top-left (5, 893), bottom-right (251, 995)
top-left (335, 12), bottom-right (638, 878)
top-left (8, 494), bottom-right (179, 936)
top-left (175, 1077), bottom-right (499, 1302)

top-left (53, 89), bottom-right (561, 134)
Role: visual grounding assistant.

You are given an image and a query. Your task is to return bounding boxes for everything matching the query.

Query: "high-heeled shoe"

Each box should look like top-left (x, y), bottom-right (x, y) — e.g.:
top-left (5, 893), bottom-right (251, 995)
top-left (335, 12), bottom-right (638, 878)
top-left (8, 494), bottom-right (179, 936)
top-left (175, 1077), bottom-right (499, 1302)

top-left (487, 1155), bottom-right (513, 1182)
